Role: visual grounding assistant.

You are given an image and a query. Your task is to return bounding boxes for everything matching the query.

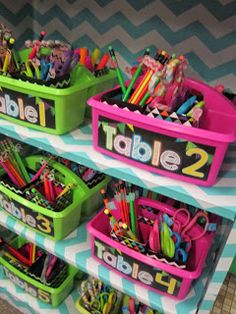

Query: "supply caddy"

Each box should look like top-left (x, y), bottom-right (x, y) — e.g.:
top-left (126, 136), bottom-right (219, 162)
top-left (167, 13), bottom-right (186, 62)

top-left (0, 155), bottom-right (110, 240)
top-left (0, 48), bottom-right (117, 135)
top-left (87, 197), bottom-right (216, 300)
top-left (75, 277), bottom-right (123, 314)
top-left (87, 78), bottom-right (236, 186)
top-left (0, 236), bottom-right (79, 307)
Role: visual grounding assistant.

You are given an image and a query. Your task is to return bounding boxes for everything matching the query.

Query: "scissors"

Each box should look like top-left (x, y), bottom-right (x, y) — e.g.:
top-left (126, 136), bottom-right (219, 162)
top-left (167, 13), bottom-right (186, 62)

top-left (172, 208), bottom-right (209, 241)
top-left (53, 50), bottom-right (79, 77)
top-left (171, 231), bottom-right (188, 263)
top-left (21, 59), bottom-right (41, 79)
top-left (89, 291), bottom-right (116, 314)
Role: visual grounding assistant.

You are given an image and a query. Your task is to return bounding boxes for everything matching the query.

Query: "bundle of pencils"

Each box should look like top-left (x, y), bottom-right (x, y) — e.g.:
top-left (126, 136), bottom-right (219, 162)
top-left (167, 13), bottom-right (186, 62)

top-left (0, 139), bottom-right (30, 188)
top-left (100, 181), bottom-right (139, 241)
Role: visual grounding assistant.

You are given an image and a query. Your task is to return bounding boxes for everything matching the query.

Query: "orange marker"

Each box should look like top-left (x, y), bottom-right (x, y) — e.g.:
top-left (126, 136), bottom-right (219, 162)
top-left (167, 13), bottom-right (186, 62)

top-left (96, 53), bottom-right (110, 70)
top-left (79, 47), bottom-right (87, 65)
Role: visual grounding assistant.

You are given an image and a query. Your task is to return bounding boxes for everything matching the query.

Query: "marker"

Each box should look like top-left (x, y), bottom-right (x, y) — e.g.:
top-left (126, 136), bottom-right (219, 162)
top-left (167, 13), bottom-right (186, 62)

top-left (96, 53), bottom-right (110, 70)
top-left (176, 95), bottom-right (197, 115)
top-left (186, 100), bottom-right (205, 117)
top-left (79, 47), bottom-right (87, 65)
top-left (108, 46), bottom-right (126, 94)
top-left (91, 48), bottom-right (100, 66)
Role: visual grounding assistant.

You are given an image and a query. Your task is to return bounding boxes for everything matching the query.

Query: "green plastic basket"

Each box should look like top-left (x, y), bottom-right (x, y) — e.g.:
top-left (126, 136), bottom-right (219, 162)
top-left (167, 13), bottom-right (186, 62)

top-left (0, 48), bottom-right (117, 134)
top-left (0, 155), bottom-right (110, 240)
top-left (0, 236), bottom-right (79, 307)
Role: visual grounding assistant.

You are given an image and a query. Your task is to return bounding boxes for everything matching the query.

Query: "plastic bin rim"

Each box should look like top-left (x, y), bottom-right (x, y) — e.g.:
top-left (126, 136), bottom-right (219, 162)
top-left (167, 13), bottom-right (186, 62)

top-left (0, 69), bottom-right (117, 97)
top-left (0, 251), bottom-right (78, 294)
top-left (87, 214), bottom-right (203, 279)
top-left (87, 77), bottom-right (236, 144)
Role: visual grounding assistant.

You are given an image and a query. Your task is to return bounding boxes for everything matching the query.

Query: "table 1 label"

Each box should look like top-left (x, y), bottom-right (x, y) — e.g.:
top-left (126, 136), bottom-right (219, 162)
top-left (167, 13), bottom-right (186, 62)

top-left (0, 87), bottom-right (55, 129)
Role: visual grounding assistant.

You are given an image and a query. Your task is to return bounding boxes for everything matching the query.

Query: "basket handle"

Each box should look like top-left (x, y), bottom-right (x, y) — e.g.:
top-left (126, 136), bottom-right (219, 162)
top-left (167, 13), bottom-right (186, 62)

top-left (136, 197), bottom-right (176, 217)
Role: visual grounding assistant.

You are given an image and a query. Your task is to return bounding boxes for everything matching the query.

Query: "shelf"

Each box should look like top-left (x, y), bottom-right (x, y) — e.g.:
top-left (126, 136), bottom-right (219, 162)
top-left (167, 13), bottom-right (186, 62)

top-left (0, 267), bottom-right (80, 314)
top-left (0, 210), bottom-right (217, 314)
top-left (1, 119), bottom-right (236, 221)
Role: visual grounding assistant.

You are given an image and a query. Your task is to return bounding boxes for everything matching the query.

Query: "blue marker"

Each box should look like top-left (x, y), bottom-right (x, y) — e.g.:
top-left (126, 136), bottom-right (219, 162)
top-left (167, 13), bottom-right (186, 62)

top-left (176, 95), bottom-right (197, 115)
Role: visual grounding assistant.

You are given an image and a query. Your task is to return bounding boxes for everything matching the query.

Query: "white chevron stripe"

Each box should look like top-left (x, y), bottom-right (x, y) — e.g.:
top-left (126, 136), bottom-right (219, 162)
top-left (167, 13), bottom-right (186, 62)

top-left (63, 235), bottom-right (91, 266)
top-left (216, 257), bottom-right (234, 271)
top-left (31, 20), bottom-right (236, 68)
top-left (134, 284), bottom-right (151, 308)
top-left (0, 293), bottom-right (32, 314)
top-left (32, 0), bottom-right (236, 37)
top-left (64, 294), bottom-right (79, 314)
top-left (0, 1), bottom-right (32, 13)
top-left (227, 228), bottom-right (236, 243)
top-left (209, 74), bottom-right (236, 92)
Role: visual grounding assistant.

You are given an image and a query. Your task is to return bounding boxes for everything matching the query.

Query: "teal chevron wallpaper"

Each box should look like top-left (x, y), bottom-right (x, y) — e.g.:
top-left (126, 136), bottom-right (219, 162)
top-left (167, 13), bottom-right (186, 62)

top-left (0, 0), bottom-right (235, 89)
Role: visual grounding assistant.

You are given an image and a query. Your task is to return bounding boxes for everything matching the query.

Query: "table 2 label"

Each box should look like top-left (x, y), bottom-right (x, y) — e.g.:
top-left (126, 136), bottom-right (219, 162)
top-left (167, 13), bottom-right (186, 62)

top-left (98, 117), bottom-right (215, 180)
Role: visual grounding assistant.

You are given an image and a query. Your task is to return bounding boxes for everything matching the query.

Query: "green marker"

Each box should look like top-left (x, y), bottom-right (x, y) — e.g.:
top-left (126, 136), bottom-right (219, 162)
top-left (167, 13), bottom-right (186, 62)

top-left (123, 47), bottom-right (150, 102)
top-left (186, 100), bottom-right (205, 117)
top-left (108, 45), bottom-right (126, 95)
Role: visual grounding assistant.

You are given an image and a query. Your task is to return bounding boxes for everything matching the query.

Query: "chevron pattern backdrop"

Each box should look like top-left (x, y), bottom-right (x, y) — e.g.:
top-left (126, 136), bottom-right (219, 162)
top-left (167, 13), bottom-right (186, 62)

top-left (0, 0), bottom-right (235, 89)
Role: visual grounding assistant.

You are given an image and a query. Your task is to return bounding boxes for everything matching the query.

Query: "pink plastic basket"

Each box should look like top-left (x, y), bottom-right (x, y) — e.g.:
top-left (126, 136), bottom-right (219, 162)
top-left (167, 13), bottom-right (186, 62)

top-left (87, 197), bottom-right (215, 300)
top-left (87, 78), bottom-right (236, 186)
